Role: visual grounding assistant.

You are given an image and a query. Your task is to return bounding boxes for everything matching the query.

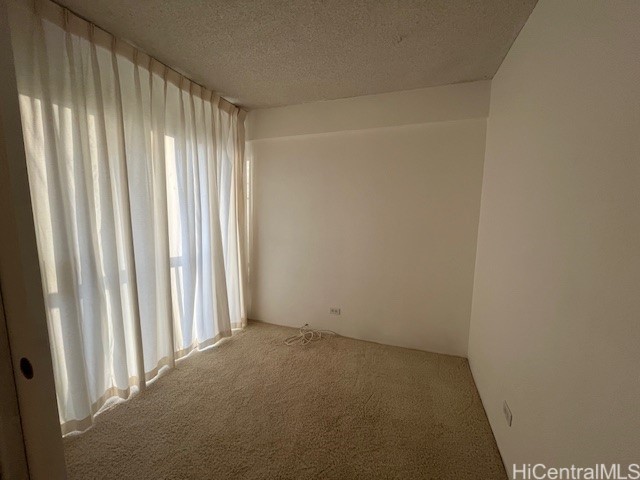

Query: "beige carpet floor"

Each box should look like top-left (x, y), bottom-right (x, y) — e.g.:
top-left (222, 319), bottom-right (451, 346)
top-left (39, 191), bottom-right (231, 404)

top-left (64, 321), bottom-right (507, 479)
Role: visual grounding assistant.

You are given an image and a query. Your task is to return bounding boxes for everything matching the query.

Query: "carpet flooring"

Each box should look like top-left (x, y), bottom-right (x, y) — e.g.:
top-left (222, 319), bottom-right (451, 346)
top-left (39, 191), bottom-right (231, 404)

top-left (64, 321), bottom-right (507, 479)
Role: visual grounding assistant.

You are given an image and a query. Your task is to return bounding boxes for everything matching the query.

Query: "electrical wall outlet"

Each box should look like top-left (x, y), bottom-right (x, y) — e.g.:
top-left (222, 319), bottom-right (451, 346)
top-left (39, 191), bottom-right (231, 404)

top-left (503, 401), bottom-right (513, 427)
top-left (329, 308), bottom-right (341, 315)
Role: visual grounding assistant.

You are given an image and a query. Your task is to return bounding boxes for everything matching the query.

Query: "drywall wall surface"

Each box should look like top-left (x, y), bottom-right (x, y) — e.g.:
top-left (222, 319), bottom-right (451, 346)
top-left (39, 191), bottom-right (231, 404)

top-left (468, 0), bottom-right (640, 474)
top-left (247, 81), bottom-right (490, 140)
top-left (248, 82), bottom-right (489, 356)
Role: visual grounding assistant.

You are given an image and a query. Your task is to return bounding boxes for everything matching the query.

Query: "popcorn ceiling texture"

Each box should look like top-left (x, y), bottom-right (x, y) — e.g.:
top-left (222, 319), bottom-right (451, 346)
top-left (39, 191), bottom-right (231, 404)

top-left (56, 0), bottom-right (537, 109)
top-left (64, 321), bottom-right (507, 479)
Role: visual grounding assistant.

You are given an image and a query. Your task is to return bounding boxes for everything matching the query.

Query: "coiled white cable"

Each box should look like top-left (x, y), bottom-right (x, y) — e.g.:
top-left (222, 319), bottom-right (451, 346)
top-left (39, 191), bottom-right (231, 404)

top-left (284, 323), bottom-right (337, 346)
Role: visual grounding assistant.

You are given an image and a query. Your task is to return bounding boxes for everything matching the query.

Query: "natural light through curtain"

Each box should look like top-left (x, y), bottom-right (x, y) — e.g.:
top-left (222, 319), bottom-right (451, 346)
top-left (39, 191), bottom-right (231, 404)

top-left (8, 0), bottom-right (248, 434)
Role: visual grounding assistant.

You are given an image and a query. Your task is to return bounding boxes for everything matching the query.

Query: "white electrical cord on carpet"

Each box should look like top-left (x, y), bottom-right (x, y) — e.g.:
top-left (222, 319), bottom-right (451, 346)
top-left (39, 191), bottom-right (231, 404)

top-left (284, 324), bottom-right (338, 346)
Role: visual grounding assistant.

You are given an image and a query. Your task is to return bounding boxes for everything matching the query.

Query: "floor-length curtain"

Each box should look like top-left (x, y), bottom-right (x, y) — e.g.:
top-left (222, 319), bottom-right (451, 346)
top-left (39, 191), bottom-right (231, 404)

top-left (8, 0), bottom-right (248, 435)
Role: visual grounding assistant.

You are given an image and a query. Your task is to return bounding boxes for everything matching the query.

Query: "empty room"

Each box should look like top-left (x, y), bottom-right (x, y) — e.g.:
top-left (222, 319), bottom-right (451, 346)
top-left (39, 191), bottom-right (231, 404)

top-left (0, 0), bottom-right (638, 479)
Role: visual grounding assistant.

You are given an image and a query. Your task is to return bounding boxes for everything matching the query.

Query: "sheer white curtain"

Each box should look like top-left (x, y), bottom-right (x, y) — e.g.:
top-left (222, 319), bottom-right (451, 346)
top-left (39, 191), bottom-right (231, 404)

top-left (8, 0), bottom-right (248, 434)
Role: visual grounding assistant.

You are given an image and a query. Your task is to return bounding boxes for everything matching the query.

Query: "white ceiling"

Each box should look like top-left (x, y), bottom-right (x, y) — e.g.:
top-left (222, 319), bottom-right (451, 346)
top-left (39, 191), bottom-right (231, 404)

top-left (56, 0), bottom-right (538, 109)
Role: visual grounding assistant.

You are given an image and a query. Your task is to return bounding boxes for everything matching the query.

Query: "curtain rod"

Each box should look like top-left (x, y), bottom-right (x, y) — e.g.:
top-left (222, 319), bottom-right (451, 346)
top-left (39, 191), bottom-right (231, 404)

top-left (43, 0), bottom-right (246, 112)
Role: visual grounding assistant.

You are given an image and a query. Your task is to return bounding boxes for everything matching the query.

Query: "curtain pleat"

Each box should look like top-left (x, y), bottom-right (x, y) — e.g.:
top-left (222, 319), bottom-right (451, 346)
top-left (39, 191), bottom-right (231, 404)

top-left (8, 0), bottom-right (247, 434)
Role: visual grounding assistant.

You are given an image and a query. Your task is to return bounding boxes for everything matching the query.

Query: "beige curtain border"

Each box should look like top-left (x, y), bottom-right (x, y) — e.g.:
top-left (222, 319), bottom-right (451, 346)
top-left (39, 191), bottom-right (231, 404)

top-left (60, 329), bottom-right (238, 436)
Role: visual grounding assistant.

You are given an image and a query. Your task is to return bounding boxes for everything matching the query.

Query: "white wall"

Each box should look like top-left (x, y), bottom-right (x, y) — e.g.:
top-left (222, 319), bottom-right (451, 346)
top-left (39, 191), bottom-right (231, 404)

top-left (469, 0), bottom-right (640, 474)
top-left (248, 82), bottom-right (490, 356)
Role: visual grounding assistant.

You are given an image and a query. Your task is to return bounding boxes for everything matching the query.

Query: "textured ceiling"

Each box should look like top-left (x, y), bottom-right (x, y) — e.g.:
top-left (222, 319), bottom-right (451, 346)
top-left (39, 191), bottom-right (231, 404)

top-left (56, 0), bottom-right (538, 109)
